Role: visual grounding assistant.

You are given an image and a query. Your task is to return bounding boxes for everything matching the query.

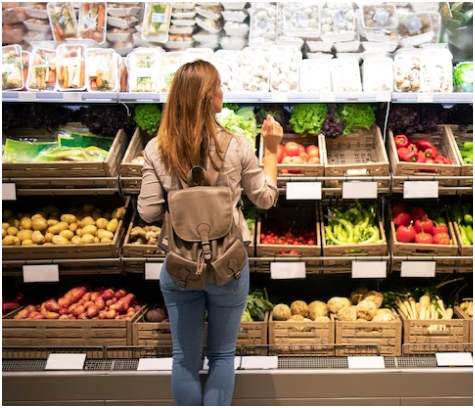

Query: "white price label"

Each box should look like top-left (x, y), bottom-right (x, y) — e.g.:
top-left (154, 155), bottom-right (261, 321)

top-left (241, 356), bottom-right (278, 370)
top-left (320, 92), bottom-right (336, 102)
top-left (271, 92), bottom-right (288, 103)
top-left (286, 182), bottom-right (322, 200)
top-left (46, 353), bottom-right (86, 371)
top-left (270, 262), bottom-right (306, 280)
top-left (137, 358), bottom-right (173, 371)
top-left (343, 181), bottom-right (378, 199)
top-left (145, 263), bottom-right (163, 280)
top-left (63, 57), bottom-right (79, 67)
top-left (58, 15), bottom-right (66, 25)
top-left (417, 93), bottom-right (434, 103)
top-left (63, 92), bottom-right (82, 102)
top-left (375, 92), bottom-right (391, 102)
top-left (152, 12), bottom-right (167, 23)
top-left (203, 356), bottom-right (240, 371)
top-left (18, 92), bottom-right (37, 102)
top-left (348, 356), bottom-right (385, 369)
top-left (401, 261), bottom-right (436, 278)
top-left (352, 261), bottom-right (387, 279)
top-left (436, 353), bottom-right (473, 367)
top-left (404, 181), bottom-right (439, 199)
top-left (2, 183), bottom-right (16, 200)
top-left (84, 15), bottom-right (97, 30)
top-left (23, 264), bottom-right (59, 283)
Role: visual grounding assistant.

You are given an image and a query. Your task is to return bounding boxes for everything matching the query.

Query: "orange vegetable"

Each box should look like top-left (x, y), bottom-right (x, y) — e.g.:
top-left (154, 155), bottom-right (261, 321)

top-left (97, 4), bottom-right (105, 32)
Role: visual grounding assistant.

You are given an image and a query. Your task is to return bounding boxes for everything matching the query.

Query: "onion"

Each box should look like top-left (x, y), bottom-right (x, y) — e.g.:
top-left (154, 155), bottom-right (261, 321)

top-left (146, 308), bottom-right (166, 322)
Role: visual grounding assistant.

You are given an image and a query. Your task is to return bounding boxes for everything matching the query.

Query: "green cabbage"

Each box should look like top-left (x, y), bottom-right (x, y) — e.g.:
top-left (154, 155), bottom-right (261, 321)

top-left (216, 107), bottom-right (258, 148)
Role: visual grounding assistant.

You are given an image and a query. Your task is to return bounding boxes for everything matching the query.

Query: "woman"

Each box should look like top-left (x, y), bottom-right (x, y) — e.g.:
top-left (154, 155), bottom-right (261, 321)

top-left (138, 60), bottom-right (282, 406)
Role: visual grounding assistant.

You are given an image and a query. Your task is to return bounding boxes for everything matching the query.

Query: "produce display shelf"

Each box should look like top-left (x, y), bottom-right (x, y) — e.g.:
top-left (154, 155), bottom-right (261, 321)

top-left (2, 91), bottom-right (119, 104)
top-left (391, 93), bottom-right (474, 104)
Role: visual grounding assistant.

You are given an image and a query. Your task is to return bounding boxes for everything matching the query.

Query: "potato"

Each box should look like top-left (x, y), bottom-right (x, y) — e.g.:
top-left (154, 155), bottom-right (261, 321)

top-left (80, 234), bottom-right (95, 244)
top-left (7, 218), bottom-right (20, 228)
top-left (32, 231), bottom-right (45, 244)
top-left (101, 237), bottom-right (112, 244)
top-left (96, 218), bottom-right (109, 230)
top-left (7, 227), bottom-right (19, 236)
top-left (61, 214), bottom-right (77, 224)
top-left (47, 219), bottom-right (59, 227)
top-left (80, 216), bottom-right (95, 227)
top-left (3, 209), bottom-right (13, 219)
top-left (20, 217), bottom-right (32, 230)
top-left (52, 235), bottom-right (71, 246)
top-left (82, 225), bottom-right (98, 236)
top-left (98, 229), bottom-right (113, 240)
top-left (69, 223), bottom-right (78, 232)
top-left (106, 219), bottom-right (118, 233)
top-left (112, 207), bottom-right (125, 220)
top-left (17, 230), bottom-right (33, 242)
top-left (2, 229), bottom-right (6, 239)
top-left (32, 217), bottom-right (48, 231)
top-left (22, 239), bottom-right (34, 246)
top-left (2, 222), bottom-right (10, 230)
top-left (48, 222), bottom-right (69, 235)
top-left (32, 213), bottom-right (46, 220)
top-left (71, 236), bottom-right (82, 245)
top-left (60, 230), bottom-right (74, 240)
top-left (44, 243), bottom-right (54, 246)
top-left (45, 232), bottom-right (54, 243)
top-left (94, 237), bottom-right (100, 243)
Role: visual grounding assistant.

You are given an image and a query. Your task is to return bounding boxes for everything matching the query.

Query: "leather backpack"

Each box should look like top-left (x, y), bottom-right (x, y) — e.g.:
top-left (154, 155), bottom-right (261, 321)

top-left (159, 131), bottom-right (247, 290)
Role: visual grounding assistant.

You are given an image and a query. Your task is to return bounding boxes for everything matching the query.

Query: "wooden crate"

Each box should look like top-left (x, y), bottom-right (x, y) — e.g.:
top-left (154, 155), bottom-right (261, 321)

top-left (451, 220), bottom-right (473, 268)
top-left (388, 126), bottom-right (461, 189)
top-left (122, 211), bottom-right (165, 258)
top-left (454, 306), bottom-right (473, 347)
top-left (120, 127), bottom-right (155, 189)
top-left (320, 202), bottom-right (387, 268)
top-left (2, 125), bottom-right (128, 189)
top-left (2, 197), bottom-right (130, 260)
top-left (321, 126), bottom-right (390, 191)
top-left (256, 205), bottom-right (321, 267)
top-left (390, 207), bottom-right (458, 269)
top-left (334, 313), bottom-right (402, 357)
top-left (269, 312), bottom-right (335, 356)
top-left (398, 308), bottom-right (468, 354)
top-left (2, 305), bottom-right (144, 359)
top-left (258, 133), bottom-right (324, 186)
top-left (446, 124), bottom-right (473, 188)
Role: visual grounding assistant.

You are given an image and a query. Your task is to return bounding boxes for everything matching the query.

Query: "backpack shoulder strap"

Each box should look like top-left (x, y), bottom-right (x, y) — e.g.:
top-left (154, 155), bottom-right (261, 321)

top-left (208, 130), bottom-right (233, 186)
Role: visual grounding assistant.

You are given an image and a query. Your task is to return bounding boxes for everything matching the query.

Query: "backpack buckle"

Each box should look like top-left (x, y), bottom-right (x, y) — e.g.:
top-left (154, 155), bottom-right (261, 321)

top-left (179, 280), bottom-right (187, 289)
top-left (228, 258), bottom-right (241, 280)
top-left (202, 242), bottom-right (212, 261)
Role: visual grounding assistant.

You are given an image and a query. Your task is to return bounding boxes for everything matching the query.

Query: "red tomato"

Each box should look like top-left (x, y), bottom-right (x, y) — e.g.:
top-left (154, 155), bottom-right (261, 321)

top-left (392, 204), bottom-right (409, 217)
top-left (433, 233), bottom-right (450, 245)
top-left (277, 238), bottom-right (285, 245)
top-left (277, 145), bottom-right (285, 164)
top-left (415, 232), bottom-right (434, 244)
top-left (432, 224), bottom-right (448, 235)
top-left (394, 212), bottom-right (411, 227)
top-left (299, 152), bottom-right (309, 162)
top-left (290, 250), bottom-right (299, 255)
top-left (306, 145), bottom-right (320, 158)
top-left (297, 144), bottom-right (305, 155)
top-left (307, 239), bottom-right (315, 245)
top-left (396, 224), bottom-right (417, 243)
top-left (410, 207), bottom-right (428, 221)
top-left (415, 216), bottom-right (434, 235)
top-left (285, 142), bottom-right (301, 157)
top-left (307, 156), bottom-right (321, 164)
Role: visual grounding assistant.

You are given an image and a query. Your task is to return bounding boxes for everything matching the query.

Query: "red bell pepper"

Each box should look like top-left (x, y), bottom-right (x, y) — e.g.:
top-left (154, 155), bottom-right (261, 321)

top-left (398, 147), bottom-right (417, 162)
top-left (416, 151), bottom-right (426, 163)
top-left (415, 139), bottom-right (437, 153)
top-left (394, 135), bottom-right (409, 149)
top-left (423, 147), bottom-right (437, 159)
top-left (407, 143), bottom-right (418, 152)
top-left (434, 155), bottom-right (451, 164)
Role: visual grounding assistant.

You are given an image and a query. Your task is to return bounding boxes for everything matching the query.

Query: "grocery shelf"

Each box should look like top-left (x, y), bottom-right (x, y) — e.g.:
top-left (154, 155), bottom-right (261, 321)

top-left (2, 91), bottom-right (119, 104)
top-left (391, 92), bottom-right (474, 104)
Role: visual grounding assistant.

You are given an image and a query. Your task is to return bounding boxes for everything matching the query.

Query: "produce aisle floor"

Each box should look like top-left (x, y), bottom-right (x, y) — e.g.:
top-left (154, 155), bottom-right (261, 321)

top-left (2, 368), bottom-right (473, 406)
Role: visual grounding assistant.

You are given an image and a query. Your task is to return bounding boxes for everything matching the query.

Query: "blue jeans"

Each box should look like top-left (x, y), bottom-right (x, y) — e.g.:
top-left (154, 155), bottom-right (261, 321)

top-left (160, 260), bottom-right (249, 406)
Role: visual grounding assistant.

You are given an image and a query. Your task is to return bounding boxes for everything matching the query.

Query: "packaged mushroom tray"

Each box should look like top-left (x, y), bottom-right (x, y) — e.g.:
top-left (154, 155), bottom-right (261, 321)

top-left (249, 3), bottom-right (277, 47)
top-left (359, 3), bottom-right (400, 42)
top-left (279, 2), bottom-right (320, 39)
top-left (398, 11), bottom-right (435, 47)
top-left (393, 49), bottom-right (421, 93)
top-left (321, 2), bottom-right (356, 43)
top-left (269, 46), bottom-right (301, 93)
top-left (300, 59), bottom-right (332, 93)
top-left (330, 58), bottom-right (362, 92)
top-left (241, 47), bottom-right (270, 92)
top-left (363, 57), bottom-right (393, 92)
top-left (420, 49), bottom-right (453, 93)
top-left (212, 50), bottom-right (242, 92)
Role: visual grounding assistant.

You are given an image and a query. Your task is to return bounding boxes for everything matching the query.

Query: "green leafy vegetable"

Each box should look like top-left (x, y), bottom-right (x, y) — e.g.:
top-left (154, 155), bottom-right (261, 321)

top-left (222, 103), bottom-right (240, 113)
top-left (216, 107), bottom-right (258, 148)
top-left (454, 62), bottom-right (473, 92)
top-left (289, 104), bottom-right (328, 136)
top-left (134, 104), bottom-right (162, 135)
top-left (337, 104), bottom-right (376, 135)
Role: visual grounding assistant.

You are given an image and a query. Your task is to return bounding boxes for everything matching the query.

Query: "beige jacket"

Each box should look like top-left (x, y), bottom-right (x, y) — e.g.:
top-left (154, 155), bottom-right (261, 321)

top-left (137, 133), bottom-right (279, 242)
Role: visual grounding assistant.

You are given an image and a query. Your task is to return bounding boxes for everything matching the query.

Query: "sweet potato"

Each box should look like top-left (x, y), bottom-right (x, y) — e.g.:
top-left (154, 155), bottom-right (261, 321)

top-left (26, 305), bottom-right (37, 313)
top-left (115, 289), bottom-right (126, 299)
top-left (14, 308), bottom-right (29, 319)
top-left (68, 303), bottom-right (78, 313)
top-left (87, 306), bottom-right (99, 318)
top-left (59, 315), bottom-right (70, 320)
top-left (72, 305), bottom-right (85, 316)
top-left (95, 297), bottom-right (105, 310)
top-left (45, 312), bottom-right (60, 319)
top-left (44, 300), bottom-right (60, 313)
top-left (59, 307), bottom-right (69, 316)
top-left (104, 310), bottom-right (116, 319)
top-left (83, 301), bottom-right (94, 309)
top-left (102, 289), bottom-right (114, 300)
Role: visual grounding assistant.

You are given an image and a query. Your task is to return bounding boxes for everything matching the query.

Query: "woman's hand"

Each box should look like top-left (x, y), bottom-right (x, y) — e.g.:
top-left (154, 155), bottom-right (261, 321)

top-left (261, 115), bottom-right (283, 153)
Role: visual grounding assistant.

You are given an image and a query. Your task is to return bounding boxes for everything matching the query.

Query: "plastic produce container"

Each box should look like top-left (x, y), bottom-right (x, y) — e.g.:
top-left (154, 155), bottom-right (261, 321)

top-left (196, 5), bottom-right (222, 20)
top-left (428, 11), bottom-right (441, 43)
top-left (212, 50), bottom-right (242, 92)
top-left (334, 41), bottom-right (361, 53)
top-left (196, 16), bottom-right (222, 34)
top-left (78, 2), bottom-right (106, 44)
top-left (306, 41), bottom-right (333, 53)
top-left (393, 48), bottom-right (421, 93)
top-left (107, 3), bottom-right (141, 17)
top-left (241, 47), bottom-right (270, 92)
top-left (330, 58), bottom-right (362, 92)
top-left (56, 44), bottom-right (86, 91)
top-left (398, 12), bottom-right (435, 47)
top-left (171, 10), bottom-right (196, 19)
top-left (158, 52), bottom-right (183, 92)
top-left (249, 3), bottom-right (277, 47)
top-left (86, 48), bottom-right (120, 92)
top-left (142, 2), bottom-right (172, 43)
top-left (420, 49), bottom-right (453, 93)
top-left (224, 21), bottom-right (248, 37)
top-left (183, 47), bottom-right (213, 63)
top-left (47, 2), bottom-right (78, 42)
top-left (24, 4), bottom-right (48, 19)
top-left (321, 3), bottom-right (356, 43)
top-left (279, 2), bottom-right (320, 38)
top-left (363, 57), bottom-right (393, 92)
top-left (26, 48), bottom-right (58, 92)
top-left (307, 53), bottom-right (334, 60)
top-left (220, 36), bottom-right (247, 51)
top-left (360, 4), bottom-right (399, 42)
top-left (222, 2), bottom-right (246, 10)
top-left (171, 3), bottom-right (196, 10)
top-left (300, 59), bottom-right (332, 92)
top-left (222, 10), bottom-right (247, 23)
top-left (2, 45), bottom-right (24, 91)
top-left (127, 49), bottom-right (161, 92)
top-left (269, 46), bottom-right (301, 92)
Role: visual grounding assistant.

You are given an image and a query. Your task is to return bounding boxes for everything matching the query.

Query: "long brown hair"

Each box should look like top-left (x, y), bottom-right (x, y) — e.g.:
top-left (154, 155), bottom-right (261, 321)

top-left (157, 60), bottom-right (224, 181)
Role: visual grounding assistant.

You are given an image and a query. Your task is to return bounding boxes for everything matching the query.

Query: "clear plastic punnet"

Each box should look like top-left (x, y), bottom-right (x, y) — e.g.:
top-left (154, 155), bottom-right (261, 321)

top-left (330, 58), bottom-right (362, 92)
top-left (249, 3), bottom-right (277, 47)
top-left (47, 2), bottom-right (79, 42)
top-left (398, 12), bottom-right (435, 47)
top-left (300, 59), bottom-right (332, 92)
top-left (224, 21), bottom-right (249, 37)
top-left (360, 4), bottom-right (400, 42)
top-left (420, 49), bottom-right (453, 93)
top-left (222, 10), bottom-right (247, 23)
top-left (78, 2), bottom-right (106, 44)
top-left (27, 48), bottom-right (58, 92)
top-left (158, 51), bottom-right (184, 92)
top-left (142, 2), bottom-right (172, 43)
top-left (183, 47), bottom-right (213, 63)
top-left (128, 49), bottom-right (161, 92)
top-left (279, 2), bottom-right (320, 39)
top-left (428, 11), bottom-right (441, 44)
top-left (212, 50), bottom-right (242, 92)
top-left (269, 45), bottom-right (301, 92)
top-left (363, 57), bottom-right (393, 92)
top-left (86, 48), bottom-right (119, 92)
top-left (321, 3), bottom-right (356, 43)
top-left (220, 36), bottom-right (247, 51)
top-left (56, 44), bottom-right (86, 91)
top-left (2, 45), bottom-right (24, 91)
top-left (393, 48), bottom-right (421, 92)
top-left (241, 47), bottom-right (270, 92)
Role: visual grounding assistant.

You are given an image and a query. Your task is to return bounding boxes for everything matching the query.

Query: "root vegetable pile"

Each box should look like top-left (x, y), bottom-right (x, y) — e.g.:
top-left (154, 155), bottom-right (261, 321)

top-left (273, 300), bottom-right (330, 330)
top-left (129, 220), bottom-right (162, 247)
top-left (460, 300), bottom-right (473, 318)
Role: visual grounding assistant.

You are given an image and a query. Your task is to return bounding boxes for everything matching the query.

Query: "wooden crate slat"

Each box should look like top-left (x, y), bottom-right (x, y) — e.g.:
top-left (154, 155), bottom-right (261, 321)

top-left (454, 306), bottom-right (473, 348)
top-left (446, 124), bottom-right (473, 187)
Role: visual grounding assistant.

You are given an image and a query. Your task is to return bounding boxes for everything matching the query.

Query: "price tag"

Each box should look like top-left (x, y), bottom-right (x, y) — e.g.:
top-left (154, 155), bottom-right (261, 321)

top-left (145, 263), bottom-right (163, 280)
top-left (401, 261), bottom-right (436, 278)
top-left (348, 356), bottom-right (385, 369)
top-left (286, 182), bottom-right (322, 200)
top-left (241, 356), bottom-right (278, 370)
top-left (417, 93), bottom-right (434, 103)
top-left (23, 264), bottom-right (59, 283)
top-left (404, 181), bottom-right (439, 199)
top-left (137, 358), bottom-right (173, 371)
top-left (18, 92), bottom-right (37, 102)
top-left (63, 92), bottom-right (83, 102)
top-left (203, 357), bottom-right (240, 371)
top-left (2, 183), bottom-right (17, 201)
top-left (271, 92), bottom-right (288, 103)
top-left (45, 353), bottom-right (86, 371)
top-left (152, 12), bottom-right (167, 23)
top-left (436, 353), bottom-right (473, 367)
top-left (375, 92), bottom-right (391, 102)
top-left (352, 261), bottom-right (387, 279)
top-left (270, 262), bottom-right (306, 280)
top-left (343, 181), bottom-right (378, 199)
top-left (320, 92), bottom-right (336, 102)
